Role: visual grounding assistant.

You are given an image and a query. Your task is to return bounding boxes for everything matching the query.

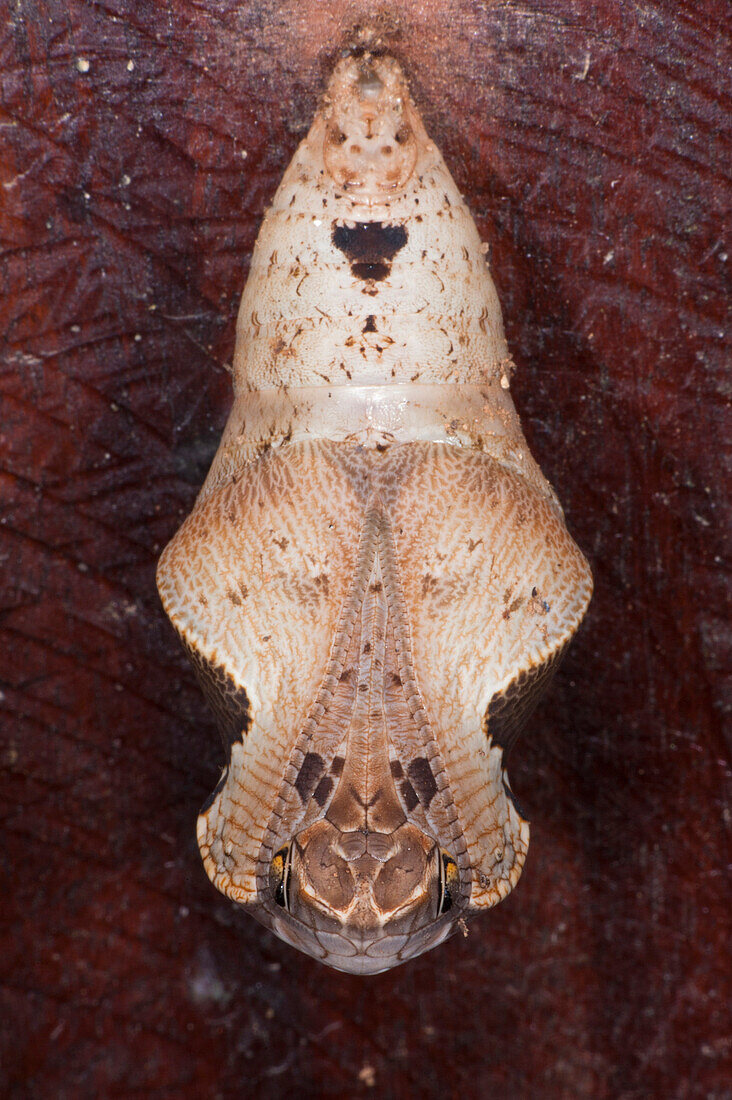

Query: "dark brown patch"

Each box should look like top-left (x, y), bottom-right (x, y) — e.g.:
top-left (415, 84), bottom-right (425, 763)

top-left (363, 642), bottom-right (371, 654)
top-left (421, 573), bottom-right (437, 598)
top-left (400, 779), bottom-right (419, 812)
top-left (331, 756), bottom-right (345, 776)
top-left (407, 757), bottom-right (438, 808)
top-left (313, 776), bottom-right (334, 807)
top-left (351, 260), bottom-right (389, 281)
top-left (332, 221), bottom-right (407, 282)
top-left (295, 752), bottom-right (325, 802)
top-left (390, 759), bottom-right (404, 779)
top-left (332, 221), bottom-right (407, 261)
top-left (363, 314), bottom-right (377, 332)
top-left (502, 598), bottom-right (524, 621)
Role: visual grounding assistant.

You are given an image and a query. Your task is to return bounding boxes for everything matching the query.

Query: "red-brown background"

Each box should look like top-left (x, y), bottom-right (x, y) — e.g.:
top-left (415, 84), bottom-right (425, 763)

top-left (1, 2), bottom-right (729, 1097)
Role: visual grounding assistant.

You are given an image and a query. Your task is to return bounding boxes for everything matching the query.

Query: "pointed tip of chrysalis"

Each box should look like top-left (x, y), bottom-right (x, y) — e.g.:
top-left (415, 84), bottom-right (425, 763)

top-left (321, 52), bottom-right (422, 201)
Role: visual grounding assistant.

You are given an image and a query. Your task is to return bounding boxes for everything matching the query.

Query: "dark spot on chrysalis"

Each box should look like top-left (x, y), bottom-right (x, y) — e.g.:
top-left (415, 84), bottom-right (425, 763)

top-left (332, 222), bottom-right (407, 282)
top-left (352, 261), bottom-right (389, 281)
top-left (390, 759), bottom-right (404, 779)
top-left (407, 757), bottom-right (438, 808)
top-left (332, 222), bottom-right (407, 261)
top-left (363, 315), bottom-right (377, 332)
top-left (400, 779), bottom-right (419, 812)
top-left (313, 776), bottom-right (334, 807)
top-left (331, 755), bottom-right (345, 776)
top-left (295, 752), bottom-right (325, 802)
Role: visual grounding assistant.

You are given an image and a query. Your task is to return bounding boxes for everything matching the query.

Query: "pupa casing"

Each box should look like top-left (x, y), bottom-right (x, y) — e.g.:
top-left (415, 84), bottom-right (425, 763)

top-left (157, 51), bottom-right (592, 974)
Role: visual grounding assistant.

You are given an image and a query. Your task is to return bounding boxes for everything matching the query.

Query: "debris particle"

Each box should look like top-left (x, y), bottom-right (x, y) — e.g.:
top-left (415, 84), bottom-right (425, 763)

top-left (358, 1064), bottom-right (376, 1088)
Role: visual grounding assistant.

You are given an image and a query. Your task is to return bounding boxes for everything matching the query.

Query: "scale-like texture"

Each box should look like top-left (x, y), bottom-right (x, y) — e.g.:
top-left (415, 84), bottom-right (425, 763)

top-left (157, 52), bottom-right (592, 972)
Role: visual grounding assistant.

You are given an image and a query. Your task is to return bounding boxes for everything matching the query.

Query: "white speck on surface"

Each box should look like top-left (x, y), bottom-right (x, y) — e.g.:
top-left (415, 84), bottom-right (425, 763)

top-left (127, 59), bottom-right (134, 71)
top-left (576, 51), bottom-right (591, 80)
top-left (76, 57), bottom-right (90, 73)
top-left (358, 1064), bottom-right (376, 1088)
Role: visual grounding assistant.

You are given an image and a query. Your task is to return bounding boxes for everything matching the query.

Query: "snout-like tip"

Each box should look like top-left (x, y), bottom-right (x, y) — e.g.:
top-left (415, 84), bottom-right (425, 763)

top-left (321, 52), bottom-right (422, 202)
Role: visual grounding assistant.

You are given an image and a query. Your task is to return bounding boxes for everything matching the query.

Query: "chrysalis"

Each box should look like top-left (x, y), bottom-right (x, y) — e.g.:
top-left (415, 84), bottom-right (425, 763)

top-left (157, 50), bottom-right (592, 974)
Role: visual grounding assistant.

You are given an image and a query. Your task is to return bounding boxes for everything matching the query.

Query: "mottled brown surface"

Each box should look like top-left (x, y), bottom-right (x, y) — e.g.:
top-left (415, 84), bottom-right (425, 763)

top-left (1, 1), bottom-right (729, 1097)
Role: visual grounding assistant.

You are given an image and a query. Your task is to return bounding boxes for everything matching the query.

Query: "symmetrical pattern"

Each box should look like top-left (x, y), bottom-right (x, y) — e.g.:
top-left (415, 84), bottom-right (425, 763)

top-left (157, 49), bottom-right (592, 973)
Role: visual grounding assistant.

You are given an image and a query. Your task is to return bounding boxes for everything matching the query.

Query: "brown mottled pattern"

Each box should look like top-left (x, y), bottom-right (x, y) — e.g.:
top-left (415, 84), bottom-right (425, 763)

top-left (156, 51), bottom-right (592, 971)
